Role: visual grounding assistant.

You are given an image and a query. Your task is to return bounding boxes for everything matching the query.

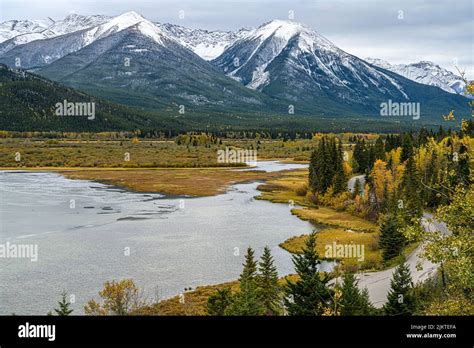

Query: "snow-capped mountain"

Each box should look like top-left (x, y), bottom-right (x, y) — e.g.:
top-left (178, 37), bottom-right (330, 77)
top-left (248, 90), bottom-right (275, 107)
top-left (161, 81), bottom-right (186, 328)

top-left (213, 20), bottom-right (417, 112)
top-left (0, 11), bottom-right (153, 66)
top-left (0, 13), bottom-right (469, 119)
top-left (158, 23), bottom-right (249, 60)
top-left (0, 14), bottom-right (110, 55)
top-left (365, 58), bottom-right (468, 96)
top-left (0, 18), bottom-right (54, 43)
top-left (36, 18), bottom-right (272, 112)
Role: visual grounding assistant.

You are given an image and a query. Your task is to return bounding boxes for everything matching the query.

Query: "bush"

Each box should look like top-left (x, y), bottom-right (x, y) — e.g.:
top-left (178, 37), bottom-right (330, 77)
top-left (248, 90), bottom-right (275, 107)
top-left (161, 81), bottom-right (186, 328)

top-left (295, 183), bottom-right (308, 196)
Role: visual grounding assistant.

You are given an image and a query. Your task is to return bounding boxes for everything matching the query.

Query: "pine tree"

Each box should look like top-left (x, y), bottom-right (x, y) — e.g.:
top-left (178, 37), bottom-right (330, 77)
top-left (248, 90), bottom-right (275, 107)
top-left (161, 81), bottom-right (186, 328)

top-left (339, 272), bottom-right (375, 315)
top-left (379, 213), bottom-right (405, 262)
top-left (53, 291), bottom-right (73, 316)
top-left (384, 263), bottom-right (416, 315)
top-left (423, 150), bottom-right (439, 207)
top-left (284, 232), bottom-right (332, 315)
top-left (257, 246), bottom-right (281, 315)
top-left (352, 178), bottom-right (362, 198)
top-left (226, 247), bottom-right (264, 315)
top-left (401, 155), bottom-right (422, 221)
top-left (239, 247), bottom-right (257, 281)
top-left (400, 133), bottom-right (413, 162)
top-left (207, 288), bottom-right (232, 315)
top-left (333, 139), bottom-right (347, 194)
top-left (353, 138), bottom-right (367, 173)
top-left (374, 137), bottom-right (386, 161)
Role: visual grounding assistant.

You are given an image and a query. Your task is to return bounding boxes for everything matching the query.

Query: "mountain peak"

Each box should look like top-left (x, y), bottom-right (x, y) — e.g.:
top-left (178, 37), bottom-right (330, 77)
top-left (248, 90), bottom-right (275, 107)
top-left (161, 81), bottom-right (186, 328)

top-left (367, 58), bottom-right (467, 95)
top-left (116, 11), bottom-right (145, 21)
top-left (248, 19), bottom-right (335, 52)
top-left (254, 19), bottom-right (309, 40)
top-left (129, 20), bottom-right (169, 45)
top-left (107, 11), bottom-right (146, 27)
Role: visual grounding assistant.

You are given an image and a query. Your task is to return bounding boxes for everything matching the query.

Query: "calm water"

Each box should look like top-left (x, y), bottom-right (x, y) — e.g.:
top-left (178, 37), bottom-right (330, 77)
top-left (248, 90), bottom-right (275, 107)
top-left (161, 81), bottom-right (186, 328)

top-left (0, 161), bottom-right (331, 315)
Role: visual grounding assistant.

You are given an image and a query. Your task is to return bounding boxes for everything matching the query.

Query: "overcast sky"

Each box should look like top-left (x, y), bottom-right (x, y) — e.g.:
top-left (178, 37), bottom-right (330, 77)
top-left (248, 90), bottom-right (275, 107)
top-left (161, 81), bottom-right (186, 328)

top-left (1, 0), bottom-right (473, 78)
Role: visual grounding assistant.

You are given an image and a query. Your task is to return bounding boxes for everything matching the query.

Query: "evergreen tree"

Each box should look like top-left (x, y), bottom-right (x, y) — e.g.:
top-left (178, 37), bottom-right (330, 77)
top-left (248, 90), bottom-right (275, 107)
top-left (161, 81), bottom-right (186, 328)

top-left (352, 178), bottom-right (362, 198)
top-left (257, 246), bottom-right (281, 315)
top-left (423, 150), bottom-right (439, 208)
top-left (284, 232), bottom-right (332, 315)
top-left (339, 272), bottom-right (375, 315)
top-left (401, 155), bottom-right (422, 221)
top-left (207, 288), bottom-right (232, 316)
top-left (400, 134), bottom-right (413, 162)
top-left (379, 214), bottom-right (405, 262)
top-left (309, 136), bottom-right (347, 195)
top-left (309, 149), bottom-right (318, 192)
top-left (333, 140), bottom-right (348, 194)
top-left (384, 263), bottom-right (416, 315)
top-left (366, 145), bottom-right (376, 172)
top-left (53, 291), bottom-right (73, 316)
top-left (353, 138), bottom-right (367, 173)
top-left (226, 247), bottom-right (264, 315)
top-left (374, 137), bottom-right (386, 161)
top-left (239, 247), bottom-right (257, 281)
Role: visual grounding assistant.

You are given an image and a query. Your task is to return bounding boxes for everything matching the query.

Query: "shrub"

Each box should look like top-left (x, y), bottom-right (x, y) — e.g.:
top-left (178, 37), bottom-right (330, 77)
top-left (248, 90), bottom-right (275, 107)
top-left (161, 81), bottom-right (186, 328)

top-left (295, 183), bottom-right (308, 196)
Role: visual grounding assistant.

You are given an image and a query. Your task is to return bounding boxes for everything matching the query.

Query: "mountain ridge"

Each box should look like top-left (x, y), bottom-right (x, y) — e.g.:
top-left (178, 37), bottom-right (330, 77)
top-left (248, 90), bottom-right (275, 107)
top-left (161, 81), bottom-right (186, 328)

top-left (0, 12), bottom-right (470, 125)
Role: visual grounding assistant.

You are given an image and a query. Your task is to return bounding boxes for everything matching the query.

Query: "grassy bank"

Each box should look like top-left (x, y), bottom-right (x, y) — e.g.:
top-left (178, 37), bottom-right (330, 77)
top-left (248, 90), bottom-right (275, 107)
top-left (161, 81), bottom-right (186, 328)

top-left (134, 275), bottom-right (300, 315)
top-left (60, 167), bottom-right (288, 196)
top-left (259, 172), bottom-right (423, 272)
top-left (279, 228), bottom-right (382, 270)
top-left (0, 138), bottom-right (317, 168)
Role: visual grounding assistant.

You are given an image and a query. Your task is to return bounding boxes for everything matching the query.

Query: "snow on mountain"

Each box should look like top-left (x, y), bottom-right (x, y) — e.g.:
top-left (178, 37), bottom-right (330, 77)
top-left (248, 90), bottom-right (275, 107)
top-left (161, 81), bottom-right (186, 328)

top-left (0, 14), bottom-right (110, 54)
top-left (37, 20), bottom-right (270, 112)
top-left (0, 11), bottom-right (170, 67)
top-left (0, 14), bottom-right (469, 118)
top-left (0, 18), bottom-right (54, 43)
top-left (365, 58), bottom-right (469, 96)
top-left (41, 14), bottom-right (111, 38)
top-left (213, 19), bottom-right (410, 107)
top-left (157, 23), bottom-right (249, 60)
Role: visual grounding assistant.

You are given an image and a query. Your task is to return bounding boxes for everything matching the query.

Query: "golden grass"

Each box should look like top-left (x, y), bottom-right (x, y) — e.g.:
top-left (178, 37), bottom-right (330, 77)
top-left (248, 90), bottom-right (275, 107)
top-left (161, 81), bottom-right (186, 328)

top-left (291, 207), bottom-right (378, 233)
top-left (134, 281), bottom-right (240, 315)
top-left (60, 167), bottom-right (290, 196)
top-left (279, 228), bottom-right (382, 270)
top-left (134, 275), bottom-right (301, 316)
top-left (256, 169), bottom-right (309, 205)
top-left (0, 138), bottom-right (316, 168)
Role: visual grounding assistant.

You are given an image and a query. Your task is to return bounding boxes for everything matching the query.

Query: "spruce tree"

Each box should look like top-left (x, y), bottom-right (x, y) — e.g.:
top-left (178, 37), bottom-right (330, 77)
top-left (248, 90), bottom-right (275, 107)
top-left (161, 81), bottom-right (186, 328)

top-left (53, 291), bottom-right (73, 316)
top-left (401, 155), bottom-right (422, 221)
top-left (207, 288), bottom-right (232, 315)
top-left (353, 139), bottom-right (367, 173)
top-left (333, 140), bottom-right (348, 194)
top-left (400, 134), bottom-right (413, 162)
top-left (226, 247), bottom-right (264, 315)
top-left (384, 263), bottom-right (416, 315)
top-left (239, 247), bottom-right (257, 281)
top-left (257, 246), bottom-right (281, 315)
top-left (352, 178), bottom-right (362, 198)
top-left (284, 232), bottom-right (331, 315)
top-left (339, 272), bottom-right (375, 315)
top-left (379, 213), bottom-right (405, 262)
top-left (374, 137), bottom-right (386, 161)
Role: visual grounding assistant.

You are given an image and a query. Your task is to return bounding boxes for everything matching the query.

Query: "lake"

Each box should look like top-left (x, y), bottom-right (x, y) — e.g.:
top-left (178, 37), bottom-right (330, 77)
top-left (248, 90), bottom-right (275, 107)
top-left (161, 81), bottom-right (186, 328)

top-left (0, 161), bottom-right (332, 314)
